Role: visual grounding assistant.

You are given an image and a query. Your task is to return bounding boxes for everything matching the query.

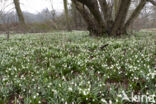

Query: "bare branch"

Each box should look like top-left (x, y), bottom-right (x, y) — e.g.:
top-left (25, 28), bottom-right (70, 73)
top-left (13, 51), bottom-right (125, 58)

top-left (98, 0), bottom-right (112, 22)
top-left (72, 0), bottom-right (104, 36)
top-left (124, 0), bottom-right (147, 30)
top-left (73, 0), bottom-right (106, 28)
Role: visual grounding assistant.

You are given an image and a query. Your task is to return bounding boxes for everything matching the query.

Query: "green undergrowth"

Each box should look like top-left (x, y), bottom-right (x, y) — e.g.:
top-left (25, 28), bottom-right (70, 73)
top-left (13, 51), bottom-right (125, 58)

top-left (0, 31), bottom-right (155, 104)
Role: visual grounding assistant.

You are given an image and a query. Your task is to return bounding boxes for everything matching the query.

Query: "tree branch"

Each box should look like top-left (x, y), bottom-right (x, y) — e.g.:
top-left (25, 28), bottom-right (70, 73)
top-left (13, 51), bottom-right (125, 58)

top-left (111, 0), bottom-right (131, 35)
top-left (98, 0), bottom-right (113, 24)
top-left (124, 0), bottom-right (147, 31)
top-left (73, 0), bottom-right (106, 29)
top-left (72, 0), bottom-right (104, 36)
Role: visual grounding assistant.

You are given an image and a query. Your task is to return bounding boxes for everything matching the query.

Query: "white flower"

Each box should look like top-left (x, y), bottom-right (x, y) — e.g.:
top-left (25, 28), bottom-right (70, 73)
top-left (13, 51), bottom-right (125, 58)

top-left (37, 93), bottom-right (39, 96)
top-left (32, 79), bottom-right (35, 81)
top-left (59, 84), bottom-right (61, 87)
top-left (61, 98), bottom-right (64, 101)
top-left (68, 87), bottom-right (73, 91)
top-left (101, 98), bottom-right (108, 103)
top-left (83, 90), bottom-right (88, 95)
top-left (33, 95), bottom-right (36, 99)
top-left (117, 94), bottom-right (122, 98)
top-left (2, 78), bottom-right (6, 81)
top-left (109, 100), bottom-right (112, 104)
top-left (52, 89), bottom-right (57, 94)
top-left (38, 101), bottom-right (41, 103)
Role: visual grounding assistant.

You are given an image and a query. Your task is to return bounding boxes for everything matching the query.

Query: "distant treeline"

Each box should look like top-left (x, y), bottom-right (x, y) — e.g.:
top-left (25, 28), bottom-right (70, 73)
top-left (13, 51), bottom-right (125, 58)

top-left (0, 9), bottom-right (61, 24)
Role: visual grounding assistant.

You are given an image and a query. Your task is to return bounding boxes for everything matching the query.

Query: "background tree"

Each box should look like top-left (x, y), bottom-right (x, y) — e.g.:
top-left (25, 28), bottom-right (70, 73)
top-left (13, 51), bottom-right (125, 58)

top-left (1, 0), bottom-right (156, 34)
top-left (71, 1), bottom-right (78, 29)
top-left (72, 0), bottom-right (156, 36)
top-left (13, 0), bottom-right (25, 25)
top-left (114, 0), bottom-right (120, 18)
top-left (63, 0), bottom-right (71, 31)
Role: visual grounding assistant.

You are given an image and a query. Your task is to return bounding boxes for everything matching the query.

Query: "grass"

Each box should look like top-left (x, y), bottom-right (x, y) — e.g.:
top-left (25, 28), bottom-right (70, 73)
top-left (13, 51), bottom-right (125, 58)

top-left (0, 31), bottom-right (155, 104)
top-left (140, 28), bottom-right (156, 32)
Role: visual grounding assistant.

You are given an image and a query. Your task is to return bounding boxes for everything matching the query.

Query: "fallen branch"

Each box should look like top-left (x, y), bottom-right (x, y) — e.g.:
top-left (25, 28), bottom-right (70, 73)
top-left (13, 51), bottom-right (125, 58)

top-left (100, 44), bottom-right (109, 50)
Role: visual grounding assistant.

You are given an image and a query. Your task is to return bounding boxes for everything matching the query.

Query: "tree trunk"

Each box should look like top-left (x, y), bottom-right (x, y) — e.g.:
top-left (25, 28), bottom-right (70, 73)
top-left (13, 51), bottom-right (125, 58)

top-left (71, 1), bottom-right (78, 29)
top-left (13, 0), bottom-right (25, 25)
top-left (72, 0), bottom-right (148, 36)
top-left (73, 1), bottom-right (103, 36)
top-left (111, 0), bottom-right (131, 35)
top-left (98, 0), bottom-right (113, 33)
top-left (63, 0), bottom-right (71, 31)
top-left (114, 0), bottom-right (121, 18)
top-left (124, 0), bottom-right (147, 32)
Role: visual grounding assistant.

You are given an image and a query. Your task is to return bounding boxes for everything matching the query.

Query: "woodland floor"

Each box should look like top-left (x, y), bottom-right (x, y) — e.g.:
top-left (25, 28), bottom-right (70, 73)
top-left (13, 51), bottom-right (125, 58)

top-left (0, 31), bottom-right (155, 104)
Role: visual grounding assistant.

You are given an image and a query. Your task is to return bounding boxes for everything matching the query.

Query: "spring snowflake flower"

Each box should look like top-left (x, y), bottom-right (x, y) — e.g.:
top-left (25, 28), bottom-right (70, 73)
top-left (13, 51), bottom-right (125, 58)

top-left (101, 98), bottom-right (107, 103)
top-left (68, 87), bottom-right (73, 91)
top-left (33, 95), bottom-right (36, 99)
top-left (117, 94), bottom-right (122, 98)
top-left (116, 99), bottom-right (119, 102)
top-left (61, 98), bottom-right (64, 101)
top-left (38, 101), bottom-right (41, 104)
top-left (109, 100), bottom-right (112, 104)
top-left (32, 79), bottom-right (35, 81)
top-left (83, 90), bottom-right (88, 95)
top-left (147, 71), bottom-right (156, 79)
top-left (37, 93), bottom-right (39, 96)
top-left (38, 87), bottom-right (40, 89)
top-left (52, 89), bottom-right (57, 94)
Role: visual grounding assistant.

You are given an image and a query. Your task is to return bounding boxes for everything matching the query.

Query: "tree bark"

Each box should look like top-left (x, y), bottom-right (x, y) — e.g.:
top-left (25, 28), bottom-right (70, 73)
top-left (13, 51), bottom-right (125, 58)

top-left (13, 0), bottom-right (25, 25)
top-left (124, 0), bottom-right (147, 32)
top-left (72, 0), bottom-right (150, 36)
top-left (114, 0), bottom-right (121, 18)
top-left (98, 0), bottom-right (113, 33)
top-left (111, 0), bottom-right (131, 35)
top-left (71, 1), bottom-right (78, 29)
top-left (63, 0), bottom-right (71, 31)
top-left (75, 0), bottom-right (106, 30)
top-left (72, 0), bottom-right (103, 36)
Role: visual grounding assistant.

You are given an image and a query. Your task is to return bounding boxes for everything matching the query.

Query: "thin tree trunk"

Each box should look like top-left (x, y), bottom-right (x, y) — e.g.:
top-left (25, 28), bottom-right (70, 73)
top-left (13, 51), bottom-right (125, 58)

top-left (63, 0), bottom-right (71, 31)
top-left (6, 32), bottom-right (10, 41)
top-left (124, 0), bottom-right (147, 32)
top-left (98, 0), bottom-right (113, 33)
top-left (71, 1), bottom-right (78, 29)
top-left (13, 0), bottom-right (25, 25)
